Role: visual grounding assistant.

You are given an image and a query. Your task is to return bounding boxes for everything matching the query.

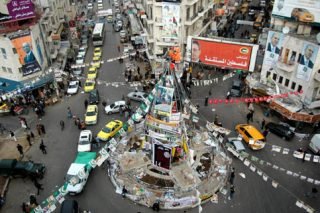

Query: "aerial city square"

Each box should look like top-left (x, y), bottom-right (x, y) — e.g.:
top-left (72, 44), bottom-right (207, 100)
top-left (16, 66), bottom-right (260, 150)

top-left (0, 0), bottom-right (319, 212)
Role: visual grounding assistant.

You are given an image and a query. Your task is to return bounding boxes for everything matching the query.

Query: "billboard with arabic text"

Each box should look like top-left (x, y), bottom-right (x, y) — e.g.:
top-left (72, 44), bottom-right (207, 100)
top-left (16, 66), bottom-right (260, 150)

top-left (191, 38), bottom-right (258, 71)
top-left (0, 0), bottom-right (35, 23)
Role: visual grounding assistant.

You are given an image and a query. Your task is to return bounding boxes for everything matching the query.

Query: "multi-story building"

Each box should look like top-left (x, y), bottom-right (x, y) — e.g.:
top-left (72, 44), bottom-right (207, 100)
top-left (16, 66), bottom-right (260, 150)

top-left (139, 0), bottom-right (217, 57)
top-left (0, 0), bottom-right (74, 93)
top-left (259, 0), bottom-right (320, 124)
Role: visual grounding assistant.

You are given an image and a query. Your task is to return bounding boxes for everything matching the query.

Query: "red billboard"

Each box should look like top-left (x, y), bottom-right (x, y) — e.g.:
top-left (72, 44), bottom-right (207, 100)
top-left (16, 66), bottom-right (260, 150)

top-left (191, 38), bottom-right (253, 70)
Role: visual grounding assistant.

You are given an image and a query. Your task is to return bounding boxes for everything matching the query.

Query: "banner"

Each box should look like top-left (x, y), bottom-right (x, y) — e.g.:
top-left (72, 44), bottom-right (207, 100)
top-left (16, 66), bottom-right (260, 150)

top-left (154, 86), bottom-right (174, 116)
top-left (162, 3), bottom-right (180, 38)
top-left (8, 30), bottom-right (41, 76)
top-left (272, 0), bottom-right (320, 25)
top-left (0, 0), bottom-right (35, 23)
top-left (191, 38), bottom-right (254, 71)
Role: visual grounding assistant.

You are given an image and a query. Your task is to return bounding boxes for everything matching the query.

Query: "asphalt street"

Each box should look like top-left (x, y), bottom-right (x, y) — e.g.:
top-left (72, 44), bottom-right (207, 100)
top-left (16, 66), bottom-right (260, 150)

top-left (1, 1), bottom-right (320, 213)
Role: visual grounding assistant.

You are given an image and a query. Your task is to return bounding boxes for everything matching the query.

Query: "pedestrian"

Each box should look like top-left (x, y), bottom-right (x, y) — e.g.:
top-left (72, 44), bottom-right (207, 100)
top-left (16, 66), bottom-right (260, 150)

top-left (246, 112), bottom-right (252, 124)
top-left (122, 185), bottom-right (128, 198)
top-left (204, 96), bottom-right (208, 106)
top-left (91, 137), bottom-right (98, 149)
top-left (124, 110), bottom-right (129, 119)
top-left (75, 117), bottom-right (80, 126)
top-left (117, 45), bottom-right (120, 52)
top-left (40, 124), bottom-right (46, 134)
top-left (152, 200), bottom-right (160, 212)
top-left (39, 140), bottom-right (47, 154)
top-left (102, 100), bottom-right (107, 107)
top-left (228, 185), bottom-right (235, 200)
top-left (36, 125), bottom-right (41, 136)
top-left (60, 120), bottom-right (65, 131)
top-left (248, 103), bottom-right (254, 114)
top-left (127, 99), bottom-right (131, 106)
top-left (30, 131), bottom-right (35, 140)
top-left (84, 99), bottom-right (88, 109)
top-left (229, 167), bottom-right (235, 184)
top-left (67, 107), bottom-right (72, 119)
top-left (137, 66), bottom-right (140, 75)
top-left (261, 119), bottom-right (266, 130)
top-left (33, 179), bottom-right (44, 195)
top-left (226, 91), bottom-right (231, 100)
top-left (78, 80), bottom-right (82, 88)
top-left (26, 134), bottom-right (32, 146)
top-left (262, 129), bottom-right (269, 138)
top-left (208, 88), bottom-right (212, 96)
top-left (305, 187), bottom-right (318, 198)
top-left (10, 131), bottom-right (17, 141)
top-left (29, 194), bottom-right (38, 206)
top-left (17, 144), bottom-right (24, 157)
top-left (22, 202), bottom-right (30, 213)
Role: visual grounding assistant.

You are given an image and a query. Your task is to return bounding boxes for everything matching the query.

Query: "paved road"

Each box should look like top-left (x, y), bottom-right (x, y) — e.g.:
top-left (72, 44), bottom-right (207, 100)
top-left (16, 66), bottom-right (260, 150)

top-left (1, 2), bottom-right (320, 213)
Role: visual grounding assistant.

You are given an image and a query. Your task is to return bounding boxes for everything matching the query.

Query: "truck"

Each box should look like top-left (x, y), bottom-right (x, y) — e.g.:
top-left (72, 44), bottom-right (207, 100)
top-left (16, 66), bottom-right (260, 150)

top-left (0, 159), bottom-right (45, 179)
top-left (66, 152), bottom-right (96, 195)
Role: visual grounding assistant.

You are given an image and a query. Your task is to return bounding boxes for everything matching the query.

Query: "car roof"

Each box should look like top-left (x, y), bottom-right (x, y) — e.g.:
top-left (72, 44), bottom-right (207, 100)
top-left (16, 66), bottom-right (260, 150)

top-left (69, 81), bottom-right (78, 85)
top-left (80, 130), bottom-right (92, 137)
top-left (106, 120), bottom-right (121, 128)
top-left (236, 124), bottom-right (264, 137)
top-left (87, 105), bottom-right (97, 111)
top-left (114, 101), bottom-right (126, 105)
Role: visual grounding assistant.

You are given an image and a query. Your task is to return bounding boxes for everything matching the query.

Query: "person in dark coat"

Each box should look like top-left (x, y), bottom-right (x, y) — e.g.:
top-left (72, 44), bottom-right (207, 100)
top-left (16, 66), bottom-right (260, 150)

top-left (39, 140), bottom-right (47, 154)
top-left (84, 99), bottom-right (88, 109)
top-left (26, 134), bottom-right (32, 146)
top-left (17, 144), bottom-right (24, 157)
top-left (40, 124), bottom-right (46, 134)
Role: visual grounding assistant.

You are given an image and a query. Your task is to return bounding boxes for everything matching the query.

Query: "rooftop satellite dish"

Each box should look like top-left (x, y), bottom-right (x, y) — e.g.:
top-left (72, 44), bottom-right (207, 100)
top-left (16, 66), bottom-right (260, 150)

top-left (316, 33), bottom-right (320, 44)
top-left (282, 27), bottom-right (289, 34)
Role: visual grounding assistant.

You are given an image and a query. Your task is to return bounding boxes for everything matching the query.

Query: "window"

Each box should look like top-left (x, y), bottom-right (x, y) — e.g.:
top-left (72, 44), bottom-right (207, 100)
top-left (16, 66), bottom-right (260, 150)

top-left (12, 48), bottom-right (17, 54)
top-left (278, 76), bottom-right (283, 84)
top-left (298, 85), bottom-right (302, 92)
top-left (291, 81), bottom-right (296, 90)
top-left (2, 67), bottom-right (7, 72)
top-left (266, 71), bottom-right (271, 78)
top-left (187, 8), bottom-right (190, 20)
top-left (1, 48), bottom-right (6, 59)
top-left (272, 73), bottom-right (277, 81)
top-left (51, 16), bottom-right (55, 25)
top-left (285, 79), bottom-right (289, 87)
top-left (7, 68), bottom-right (12, 73)
top-left (193, 4), bottom-right (197, 16)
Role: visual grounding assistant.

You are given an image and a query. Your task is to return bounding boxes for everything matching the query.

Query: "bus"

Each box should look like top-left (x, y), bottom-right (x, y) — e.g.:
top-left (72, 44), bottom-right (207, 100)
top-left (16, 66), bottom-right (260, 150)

top-left (92, 23), bottom-right (105, 46)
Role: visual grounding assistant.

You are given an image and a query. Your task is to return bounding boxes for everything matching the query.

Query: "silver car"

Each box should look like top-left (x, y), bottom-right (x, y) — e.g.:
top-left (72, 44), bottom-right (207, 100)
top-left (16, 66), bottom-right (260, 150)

top-left (127, 91), bottom-right (148, 102)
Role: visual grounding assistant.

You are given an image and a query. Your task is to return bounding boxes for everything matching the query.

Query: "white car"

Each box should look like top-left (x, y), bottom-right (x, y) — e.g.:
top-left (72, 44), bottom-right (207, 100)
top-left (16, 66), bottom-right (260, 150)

top-left (127, 91), bottom-right (148, 102)
top-left (88, 3), bottom-right (93, 9)
top-left (98, 3), bottom-right (103, 10)
top-left (104, 101), bottom-right (128, 114)
top-left (76, 54), bottom-right (85, 65)
top-left (78, 47), bottom-right (87, 57)
top-left (67, 81), bottom-right (79, 95)
top-left (78, 130), bottom-right (92, 152)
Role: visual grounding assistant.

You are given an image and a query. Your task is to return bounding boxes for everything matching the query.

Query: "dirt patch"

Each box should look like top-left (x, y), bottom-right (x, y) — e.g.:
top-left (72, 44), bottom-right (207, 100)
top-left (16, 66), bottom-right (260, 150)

top-left (140, 174), bottom-right (174, 188)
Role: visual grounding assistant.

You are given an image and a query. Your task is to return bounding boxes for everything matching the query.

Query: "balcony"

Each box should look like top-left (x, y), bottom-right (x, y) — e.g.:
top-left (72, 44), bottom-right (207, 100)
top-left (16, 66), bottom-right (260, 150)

top-left (185, 13), bottom-right (198, 25)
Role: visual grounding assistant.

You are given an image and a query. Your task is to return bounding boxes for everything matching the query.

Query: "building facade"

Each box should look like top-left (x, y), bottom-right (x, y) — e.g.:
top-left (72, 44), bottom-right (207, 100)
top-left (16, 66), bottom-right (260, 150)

top-left (139, 0), bottom-right (217, 57)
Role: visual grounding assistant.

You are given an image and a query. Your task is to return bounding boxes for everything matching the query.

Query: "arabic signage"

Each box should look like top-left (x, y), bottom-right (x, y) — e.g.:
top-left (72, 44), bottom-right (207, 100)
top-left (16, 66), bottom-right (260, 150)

top-left (272, 0), bottom-right (320, 25)
top-left (261, 31), bottom-right (319, 82)
top-left (0, 0), bottom-right (35, 23)
top-left (162, 3), bottom-right (180, 38)
top-left (154, 85), bottom-right (174, 116)
top-left (191, 38), bottom-right (254, 71)
top-left (8, 30), bottom-right (41, 76)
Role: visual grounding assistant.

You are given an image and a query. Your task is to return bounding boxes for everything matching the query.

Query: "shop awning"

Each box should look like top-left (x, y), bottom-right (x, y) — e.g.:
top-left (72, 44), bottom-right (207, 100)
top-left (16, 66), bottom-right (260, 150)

top-left (20, 73), bottom-right (54, 92)
top-left (0, 77), bottom-right (22, 93)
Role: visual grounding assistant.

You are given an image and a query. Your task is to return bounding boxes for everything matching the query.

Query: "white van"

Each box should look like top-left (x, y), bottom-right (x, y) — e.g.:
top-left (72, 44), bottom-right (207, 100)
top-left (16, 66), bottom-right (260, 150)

top-left (309, 134), bottom-right (320, 154)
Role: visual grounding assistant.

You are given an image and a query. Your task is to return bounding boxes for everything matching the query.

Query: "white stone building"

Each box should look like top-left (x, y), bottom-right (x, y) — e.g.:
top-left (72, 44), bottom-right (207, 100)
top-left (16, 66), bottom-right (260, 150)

top-left (139, 0), bottom-right (217, 57)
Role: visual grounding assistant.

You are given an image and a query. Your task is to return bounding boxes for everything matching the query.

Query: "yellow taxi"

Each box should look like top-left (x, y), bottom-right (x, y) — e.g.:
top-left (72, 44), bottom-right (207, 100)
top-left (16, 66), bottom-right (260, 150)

top-left (93, 47), bottom-right (102, 58)
top-left (84, 80), bottom-right (95, 93)
top-left (85, 105), bottom-right (98, 125)
top-left (97, 120), bottom-right (123, 141)
top-left (92, 56), bottom-right (101, 69)
top-left (235, 124), bottom-right (265, 150)
top-left (87, 66), bottom-right (97, 79)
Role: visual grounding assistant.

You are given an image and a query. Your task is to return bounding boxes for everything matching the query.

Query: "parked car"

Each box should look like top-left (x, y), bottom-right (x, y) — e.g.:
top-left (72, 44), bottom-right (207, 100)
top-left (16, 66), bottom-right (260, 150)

top-left (78, 130), bottom-right (92, 152)
top-left (76, 54), bottom-right (85, 65)
top-left (72, 67), bottom-right (83, 76)
top-left (81, 38), bottom-right (88, 49)
top-left (60, 200), bottom-right (79, 213)
top-left (291, 8), bottom-right (314, 23)
top-left (230, 80), bottom-right (243, 97)
top-left (127, 91), bottom-right (148, 102)
top-left (0, 159), bottom-right (45, 179)
top-left (78, 47), bottom-right (87, 57)
top-left (87, 66), bottom-right (98, 79)
top-left (85, 105), bottom-right (98, 125)
top-left (115, 13), bottom-right (122, 20)
top-left (97, 120), bottom-right (123, 141)
top-left (235, 124), bottom-right (266, 150)
top-left (93, 47), bottom-right (102, 58)
top-left (89, 89), bottom-right (99, 104)
top-left (105, 101), bottom-right (128, 114)
top-left (265, 122), bottom-right (294, 140)
top-left (67, 81), bottom-right (79, 95)
top-left (227, 137), bottom-right (246, 153)
top-left (120, 30), bottom-right (128, 42)
top-left (84, 80), bottom-right (96, 93)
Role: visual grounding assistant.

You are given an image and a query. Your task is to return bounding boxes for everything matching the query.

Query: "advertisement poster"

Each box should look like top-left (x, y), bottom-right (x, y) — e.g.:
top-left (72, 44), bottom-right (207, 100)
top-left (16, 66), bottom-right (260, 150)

top-left (8, 30), bottom-right (41, 76)
top-left (154, 86), bottom-right (174, 116)
top-left (153, 142), bottom-right (172, 170)
top-left (191, 38), bottom-right (253, 70)
top-left (272, 0), bottom-right (320, 25)
top-left (261, 31), bottom-right (319, 82)
top-left (0, 0), bottom-right (35, 23)
top-left (162, 3), bottom-right (180, 38)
